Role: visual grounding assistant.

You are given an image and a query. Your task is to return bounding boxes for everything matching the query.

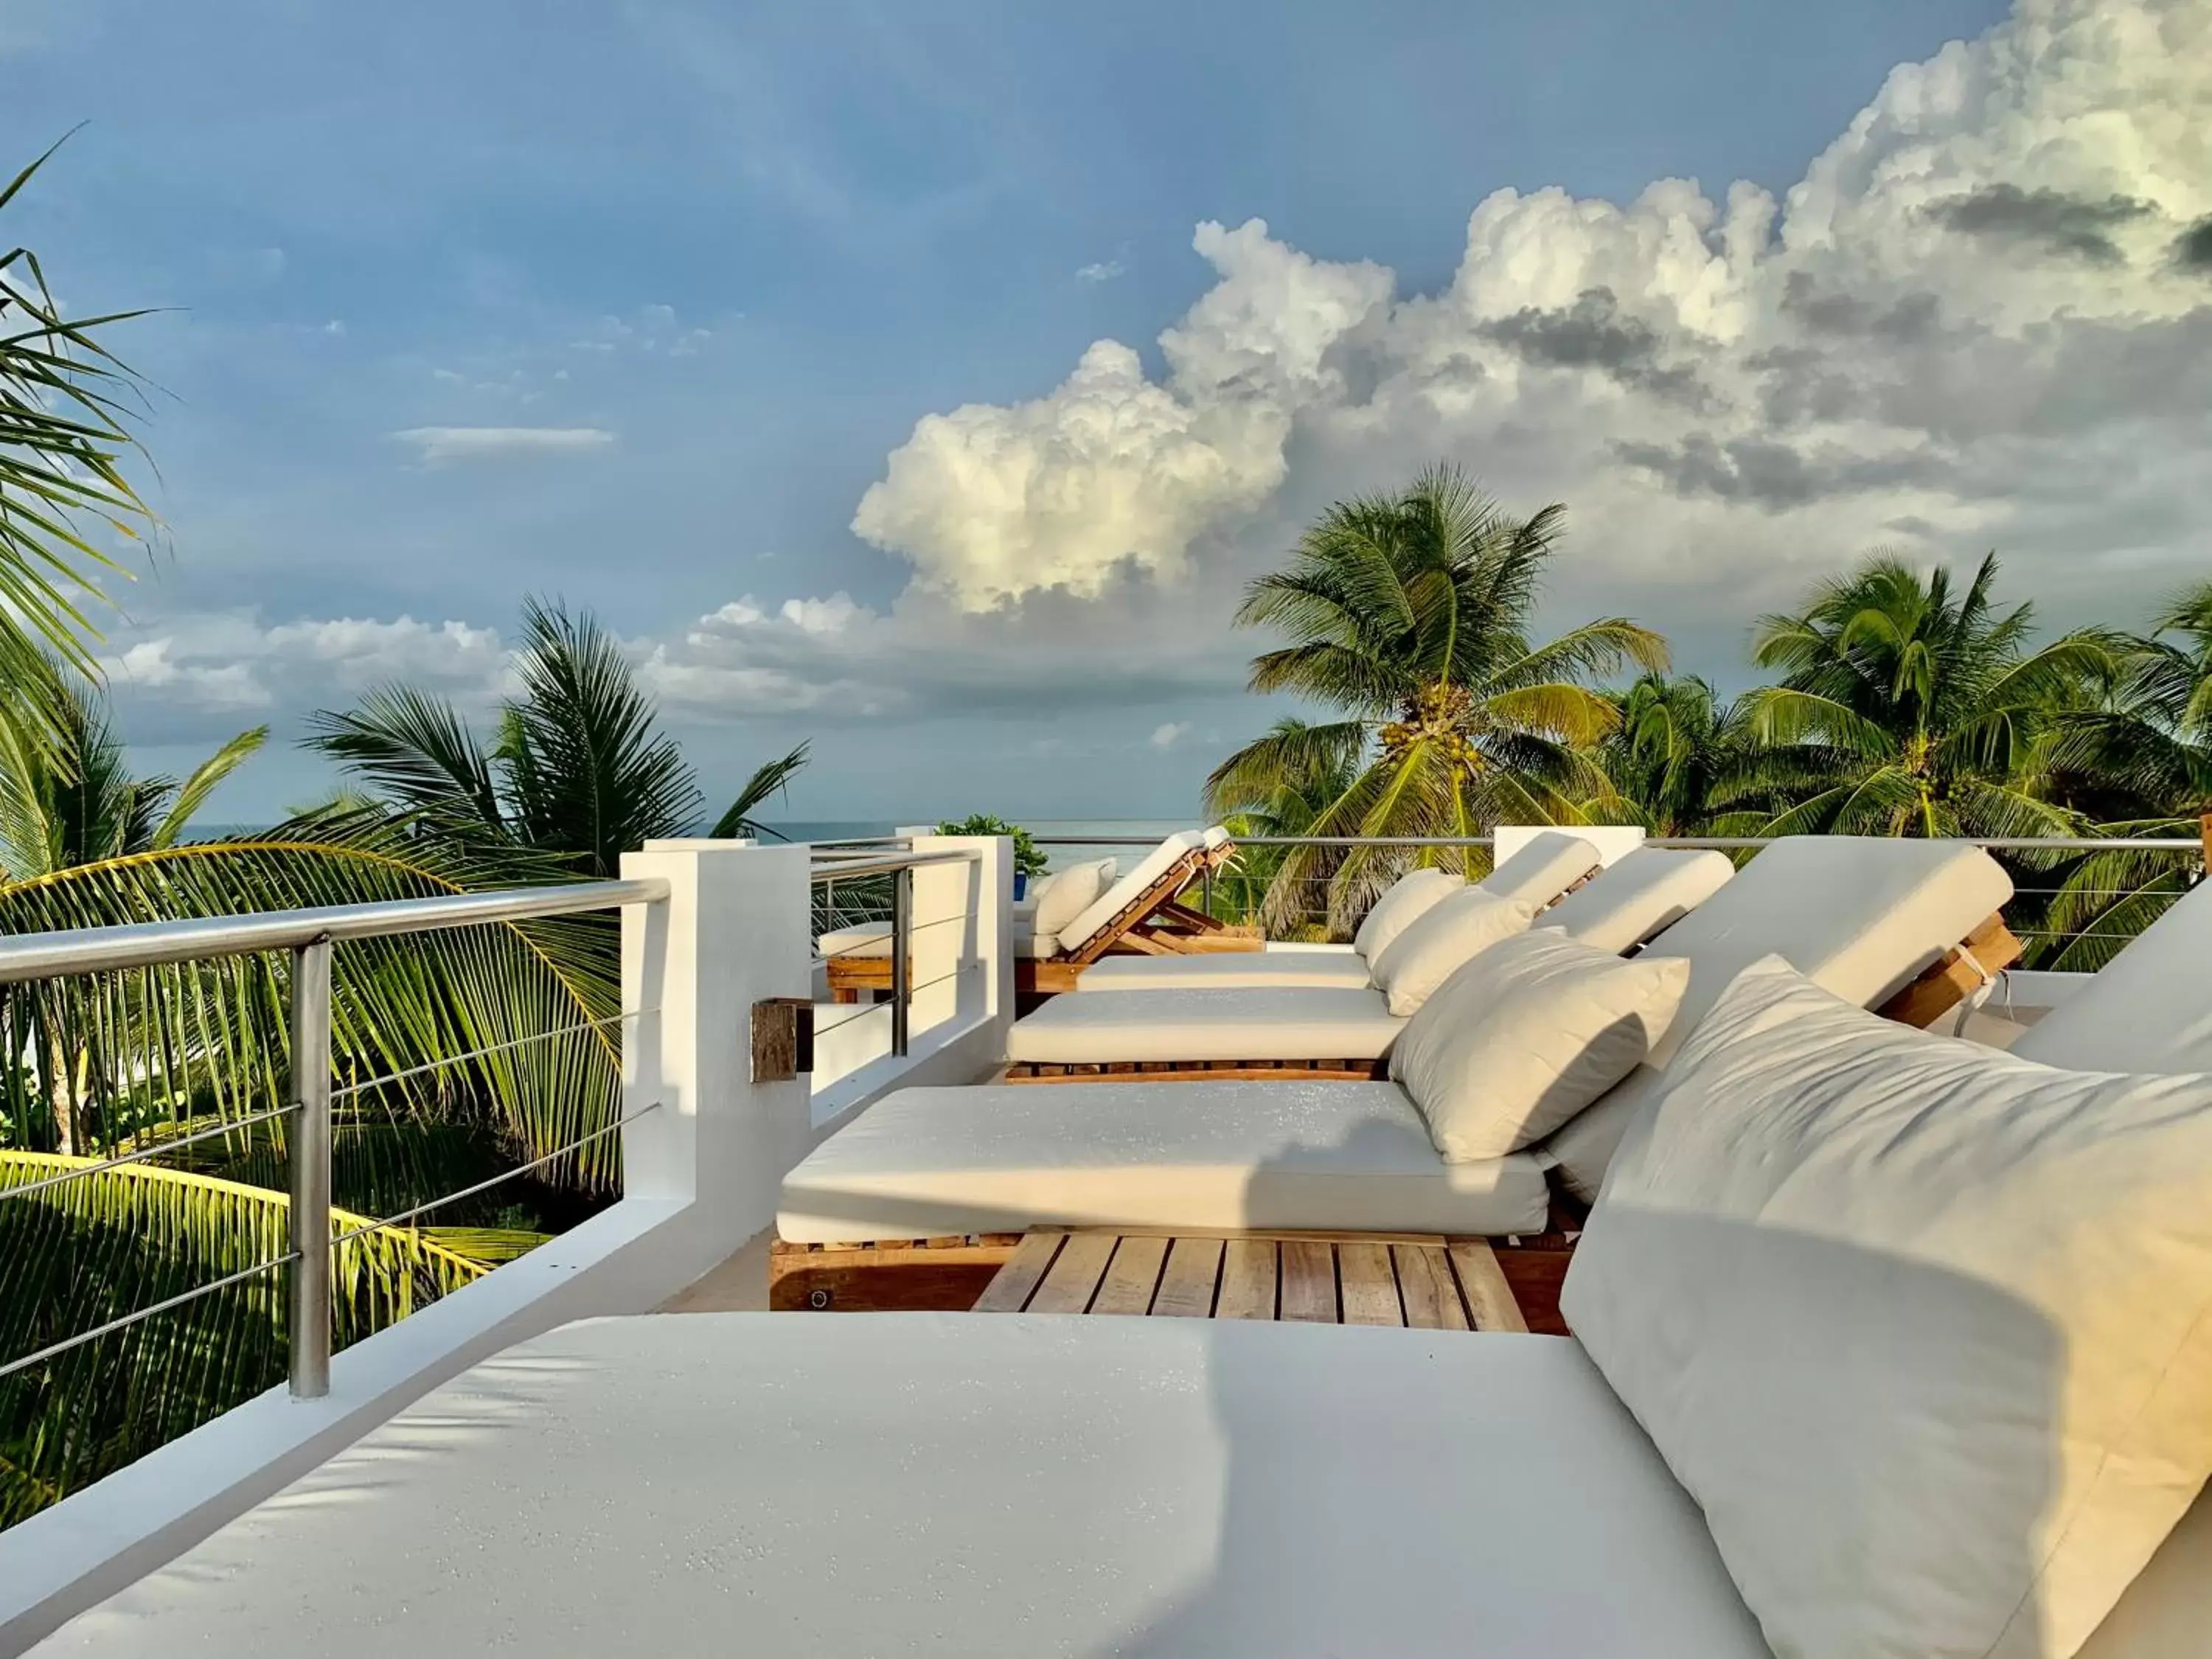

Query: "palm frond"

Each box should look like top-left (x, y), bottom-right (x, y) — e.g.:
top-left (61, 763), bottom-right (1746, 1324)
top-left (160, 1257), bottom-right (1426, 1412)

top-left (708, 742), bottom-right (810, 840)
top-left (0, 1151), bottom-right (507, 1523)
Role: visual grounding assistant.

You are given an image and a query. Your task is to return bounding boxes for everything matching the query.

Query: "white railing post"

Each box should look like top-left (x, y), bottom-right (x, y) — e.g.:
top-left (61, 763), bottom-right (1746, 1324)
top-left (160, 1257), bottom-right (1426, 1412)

top-left (286, 937), bottom-right (333, 1400)
top-left (904, 834), bottom-right (1010, 1047)
top-left (619, 841), bottom-right (813, 1253)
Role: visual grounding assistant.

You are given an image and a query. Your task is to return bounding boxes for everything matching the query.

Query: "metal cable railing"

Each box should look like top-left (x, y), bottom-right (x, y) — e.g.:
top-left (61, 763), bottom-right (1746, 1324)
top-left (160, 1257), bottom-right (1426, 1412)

top-left (0, 877), bottom-right (669, 1401)
top-left (807, 846), bottom-right (982, 1058)
top-left (328, 1101), bottom-right (664, 1245)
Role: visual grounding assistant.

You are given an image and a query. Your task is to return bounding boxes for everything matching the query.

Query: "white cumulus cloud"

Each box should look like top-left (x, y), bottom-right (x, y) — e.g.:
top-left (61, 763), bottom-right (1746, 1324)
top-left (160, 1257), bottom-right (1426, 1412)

top-left (850, 0), bottom-right (2212, 634)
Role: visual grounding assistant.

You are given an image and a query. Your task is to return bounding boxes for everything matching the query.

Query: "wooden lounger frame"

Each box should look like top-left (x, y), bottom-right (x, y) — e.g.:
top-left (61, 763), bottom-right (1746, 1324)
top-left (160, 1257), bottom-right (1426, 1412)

top-left (770, 1211), bottom-right (1584, 1333)
top-left (775, 914), bottom-right (2023, 1309)
top-left (1002, 913), bottom-right (2023, 1080)
top-left (826, 840), bottom-right (1256, 1003)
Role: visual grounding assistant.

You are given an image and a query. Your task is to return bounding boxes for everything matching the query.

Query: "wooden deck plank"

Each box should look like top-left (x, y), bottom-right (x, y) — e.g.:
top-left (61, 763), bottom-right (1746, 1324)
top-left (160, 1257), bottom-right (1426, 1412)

top-left (1393, 1244), bottom-right (1470, 1331)
top-left (1279, 1240), bottom-right (1338, 1323)
top-left (1336, 1242), bottom-right (1402, 1326)
top-left (1150, 1237), bottom-right (1225, 1318)
top-left (971, 1231), bottom-right (1066, 1312)
top-left (1089, 1235), bottom-right (1171, 1316)
top-left (1026, 1232), bottom-right (1119, 1315)
top-left (1214, 1238), bottom-right (1277, 1320)
top-left (1448, 1240), bottom-right (1529, 1333)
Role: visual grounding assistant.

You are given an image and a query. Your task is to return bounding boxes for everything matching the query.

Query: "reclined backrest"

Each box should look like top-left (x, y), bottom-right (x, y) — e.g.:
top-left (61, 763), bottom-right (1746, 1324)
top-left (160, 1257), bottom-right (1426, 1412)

top-left (1055, 828), bottom-right (1222, 955)
top-left (1634, 835), bottom-right (2014, 1069)
top-left (1478, 832), bottom-right (1602, 911)
top-left (1548, 836), bottom-right (2015, 1200)
top-left (2011, 878), bottom-right (2212, 1073)
top-left (1537, 847), bottom-right (1736, 956)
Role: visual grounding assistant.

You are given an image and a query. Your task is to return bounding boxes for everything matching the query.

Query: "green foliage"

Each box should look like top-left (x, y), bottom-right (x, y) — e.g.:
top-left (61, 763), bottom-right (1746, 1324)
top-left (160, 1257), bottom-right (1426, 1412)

top-left (0, 138), bottom-right (155, 687)
top-left (1736, 552), bottom-right (2115, 840)
top-left (307, 597), bottom-right (810, 874)
top-left (936, 813), bottom-right (1048, 878)
top-left (0, 1152), bottom-right (524, 1522)
top-left (1207, 464), bottom-right (1666, 934)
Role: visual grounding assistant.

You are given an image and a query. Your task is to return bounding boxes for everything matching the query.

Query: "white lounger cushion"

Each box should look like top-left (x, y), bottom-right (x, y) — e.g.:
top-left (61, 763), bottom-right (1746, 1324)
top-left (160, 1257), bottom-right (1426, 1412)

top-left (1074, 947), bottom-right (1377, 992)
top-left (1368, 888), bottom-right (1533, 1015)
top-left (778, 1082), bottom-right (1550, 1241)
top-left (1352, 867), bottom-right (1461, 959)
top-left (1392, 932), bottom-right (1690, 1161)
top-left (1030, 857), bottom-right (1111, 937)
top-left (1479, 830), bottom-right (1602, 910)
top-left (1005, 986), bottom-right (1405, 1065)
top-left (1564, 958), bottom-right (2212, 1659)
top-left (43, 1317), bottom-right (1772, 1659)
top-left (2014, 879), bottom-right (2212, 1074)
top-left (1056, 830), bottom-right (1220, 954)
top-left (1074, 846), bottom-right (1733, 995)
top-left (1545, 835), bottom-right (2014, 1201)
top-left (1540, 846), bottom-right (1736, 955)
top-left (815, 922), bottom-right (891, 957)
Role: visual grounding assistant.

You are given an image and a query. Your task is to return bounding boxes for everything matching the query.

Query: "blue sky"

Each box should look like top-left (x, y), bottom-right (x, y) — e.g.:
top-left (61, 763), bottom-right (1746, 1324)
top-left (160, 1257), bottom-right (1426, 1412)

top-left (10, 0), bottom-right (2208, 824)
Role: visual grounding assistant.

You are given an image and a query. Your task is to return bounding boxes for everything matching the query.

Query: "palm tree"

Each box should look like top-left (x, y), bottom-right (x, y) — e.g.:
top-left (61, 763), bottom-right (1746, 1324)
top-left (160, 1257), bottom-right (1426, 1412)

top-left (1595, 673), bottom-right (1770, 837)
top-left (1738, 552), bottom-right (2112, 840)
top-left (2031, 580), bottom-right (2212, 968)
top-left (0, 653), bottom-right (265, 888)
top-left (1205, 717), bottom-right (1363, 935)
top-left (0, 671), bottom-right (622, 1526)
top-left (0, 655), bottom-right (265, 1153)
top-left (1, 140), bottom-right (155, 686)
top-left (1205, 465), bottom-right (1667, 934)
top-left (307, 597), bottom-right (810, 876)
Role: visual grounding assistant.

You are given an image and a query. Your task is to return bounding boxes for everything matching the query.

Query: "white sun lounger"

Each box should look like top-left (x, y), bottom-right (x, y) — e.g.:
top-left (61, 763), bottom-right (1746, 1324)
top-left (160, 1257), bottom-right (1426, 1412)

top-left (1071, 832), bottom-right (1705, 993)
top-left (1007, 844), bottom-right (1722, 1062)
top-left (2010, 877), bottom-right (2212, 1073)
top-left (36, 1316), bottom-right (1775, 1658)
top-left (1003, 836), bottom-right (1980, 1075)
top-left (52, 1310), bottom-right (2201, 1658)
top-left (820, 827), bottom-right (1253, 995)
top-left (774, 838), bottom-right (2014, 1254)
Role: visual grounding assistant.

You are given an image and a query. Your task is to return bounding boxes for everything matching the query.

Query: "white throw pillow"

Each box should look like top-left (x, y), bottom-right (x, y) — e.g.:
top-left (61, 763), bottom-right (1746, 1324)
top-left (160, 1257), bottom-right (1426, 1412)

top-left (1389, 931), bottom-right (1688, 1161)
top-left (1562, 956), bottom-right (2212, 1659)
top-left (1366, 887), bottom-right (1532, 1017)
top-left (1352, 867), bottom-right (1461, 961)
top-left (1030, 859), bottom-right (1105, 937)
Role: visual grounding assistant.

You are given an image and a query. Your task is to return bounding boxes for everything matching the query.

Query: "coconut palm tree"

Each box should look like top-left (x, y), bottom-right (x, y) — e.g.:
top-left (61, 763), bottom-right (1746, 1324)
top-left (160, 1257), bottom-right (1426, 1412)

top-left (1204, 717), bottom-right (1363, 935)
top-left (1205, 465), bottom-right (1667, 933)
top-left (0, 653), bottom-right (265, 890)
top-left (2031, 580), bottom-right (2212, 968)
top-left (1, 140), bottom-right (155, 688)
top-left (1594, 673), bottom-right (1775, 837)
top-left (0, 669), bottom-right (616, 1526)
top-left (307, 597), bottom-right (809, 877)
top-left (1738, 552), bottom-right (2113, 840)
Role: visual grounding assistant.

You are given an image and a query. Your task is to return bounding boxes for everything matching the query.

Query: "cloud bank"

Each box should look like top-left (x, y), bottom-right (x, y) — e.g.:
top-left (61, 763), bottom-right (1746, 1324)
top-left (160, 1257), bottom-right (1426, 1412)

top-left (851, 0), bottom-right (2212, 634)
top-left (114, 0), bottom-right (2212, 779)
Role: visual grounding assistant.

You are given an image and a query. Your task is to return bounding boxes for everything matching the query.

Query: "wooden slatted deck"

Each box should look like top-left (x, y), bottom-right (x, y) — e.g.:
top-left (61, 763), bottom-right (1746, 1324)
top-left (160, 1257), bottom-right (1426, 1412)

top-left (973, 1229), bottom-right (1534, 1331)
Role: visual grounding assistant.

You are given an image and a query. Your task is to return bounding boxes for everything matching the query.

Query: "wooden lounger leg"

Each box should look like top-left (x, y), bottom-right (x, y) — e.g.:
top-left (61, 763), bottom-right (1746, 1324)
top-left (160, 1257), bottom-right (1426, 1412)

top-left (1876, 913), bottom-right (2023, 1029)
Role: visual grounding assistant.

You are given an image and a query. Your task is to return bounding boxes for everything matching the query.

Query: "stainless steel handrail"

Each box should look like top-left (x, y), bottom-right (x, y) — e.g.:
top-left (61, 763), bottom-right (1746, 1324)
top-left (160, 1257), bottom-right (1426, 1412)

top-left (806, 849), bottom-right (982, 883)
top-left (0, 874), bottom-right (668, 1400)
top-left (0, 877), bottom-right (671, 984)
